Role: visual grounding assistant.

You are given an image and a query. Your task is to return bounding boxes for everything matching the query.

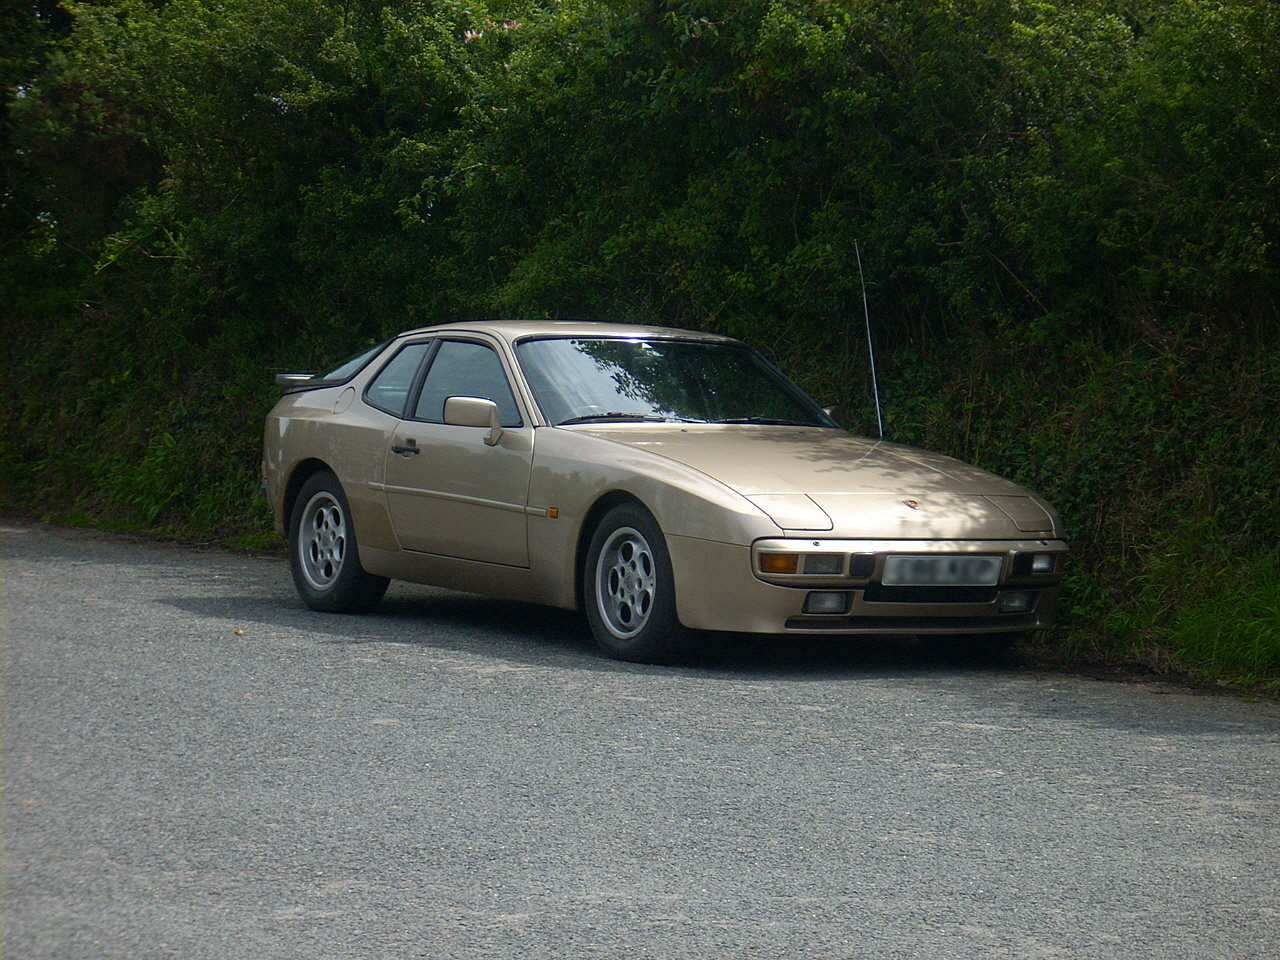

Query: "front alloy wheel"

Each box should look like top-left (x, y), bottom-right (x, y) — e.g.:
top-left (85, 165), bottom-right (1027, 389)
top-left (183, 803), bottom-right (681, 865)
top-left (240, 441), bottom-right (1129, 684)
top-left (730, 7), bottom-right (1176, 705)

top-left (595, 525), bottom-right (657, 640)
top-left (584, 503), bottom-right (688, 663)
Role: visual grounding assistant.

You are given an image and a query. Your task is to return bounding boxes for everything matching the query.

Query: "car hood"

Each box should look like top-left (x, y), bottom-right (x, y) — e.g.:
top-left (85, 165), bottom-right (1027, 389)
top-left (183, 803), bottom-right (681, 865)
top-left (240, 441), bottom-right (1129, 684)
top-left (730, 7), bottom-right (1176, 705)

top-left (574, 425), bottom-right (1061, 538)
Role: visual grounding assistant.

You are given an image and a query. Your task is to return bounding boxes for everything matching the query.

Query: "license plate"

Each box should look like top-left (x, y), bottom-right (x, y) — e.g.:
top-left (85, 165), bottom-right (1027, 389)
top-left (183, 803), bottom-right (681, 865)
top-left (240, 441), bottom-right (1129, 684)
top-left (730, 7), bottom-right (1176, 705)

top-left (882, 554), bottom-right (1002, 587)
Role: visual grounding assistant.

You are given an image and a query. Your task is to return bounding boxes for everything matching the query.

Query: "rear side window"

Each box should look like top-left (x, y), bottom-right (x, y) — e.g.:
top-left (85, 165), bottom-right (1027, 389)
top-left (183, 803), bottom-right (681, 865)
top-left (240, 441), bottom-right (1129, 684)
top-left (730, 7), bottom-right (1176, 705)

top-left (364, 342), bottom-right (430, 416)
top-left (414, 340), bottom-right (522, 427)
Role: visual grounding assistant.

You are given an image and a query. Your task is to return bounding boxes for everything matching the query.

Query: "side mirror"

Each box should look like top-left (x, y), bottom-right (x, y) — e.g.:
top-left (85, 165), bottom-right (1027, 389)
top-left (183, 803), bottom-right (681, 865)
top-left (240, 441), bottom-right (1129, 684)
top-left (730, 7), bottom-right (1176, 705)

top-left (443, 396), bottom-right (503, 446)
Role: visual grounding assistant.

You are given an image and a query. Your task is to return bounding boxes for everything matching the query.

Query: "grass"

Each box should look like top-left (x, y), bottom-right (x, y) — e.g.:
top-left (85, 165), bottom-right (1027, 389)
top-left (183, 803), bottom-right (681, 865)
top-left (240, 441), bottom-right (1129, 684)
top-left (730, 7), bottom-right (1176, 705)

top-left (1171, 553), bottom-right (1280, 690)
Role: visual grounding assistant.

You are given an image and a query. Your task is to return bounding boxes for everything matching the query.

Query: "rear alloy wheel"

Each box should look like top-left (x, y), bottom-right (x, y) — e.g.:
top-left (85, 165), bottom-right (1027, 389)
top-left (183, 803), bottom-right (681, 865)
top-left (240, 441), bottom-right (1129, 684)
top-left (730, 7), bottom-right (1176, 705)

top-left (289, 470), bottom-right (389, 613)
top-left (584, 503), bottom-right (688, 663)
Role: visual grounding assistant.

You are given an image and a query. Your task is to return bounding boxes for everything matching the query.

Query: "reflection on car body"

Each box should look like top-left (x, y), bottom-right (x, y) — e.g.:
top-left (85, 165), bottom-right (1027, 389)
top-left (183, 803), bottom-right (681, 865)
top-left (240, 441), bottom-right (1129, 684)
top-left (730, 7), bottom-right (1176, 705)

top-left (262, 320), bottom-right (1067, 663)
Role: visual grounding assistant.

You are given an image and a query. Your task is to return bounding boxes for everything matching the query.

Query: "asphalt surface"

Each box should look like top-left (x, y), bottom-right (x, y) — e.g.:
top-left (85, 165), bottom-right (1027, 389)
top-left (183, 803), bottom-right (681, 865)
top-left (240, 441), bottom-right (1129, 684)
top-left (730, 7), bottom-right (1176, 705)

top-left (4, 522), bottom-right (1279, 959)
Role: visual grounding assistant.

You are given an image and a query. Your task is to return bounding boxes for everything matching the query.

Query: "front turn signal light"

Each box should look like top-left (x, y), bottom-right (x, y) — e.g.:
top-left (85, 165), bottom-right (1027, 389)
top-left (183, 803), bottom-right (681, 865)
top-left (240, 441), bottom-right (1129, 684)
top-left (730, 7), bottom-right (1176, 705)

top-left (759, 553), bottom-right (799, 575)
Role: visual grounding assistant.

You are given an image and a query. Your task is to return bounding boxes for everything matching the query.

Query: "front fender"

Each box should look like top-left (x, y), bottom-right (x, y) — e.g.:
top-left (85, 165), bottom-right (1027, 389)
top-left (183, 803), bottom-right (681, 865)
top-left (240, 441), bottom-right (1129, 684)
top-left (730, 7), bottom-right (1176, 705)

top-left (524, 427), bottom-right (782, 609)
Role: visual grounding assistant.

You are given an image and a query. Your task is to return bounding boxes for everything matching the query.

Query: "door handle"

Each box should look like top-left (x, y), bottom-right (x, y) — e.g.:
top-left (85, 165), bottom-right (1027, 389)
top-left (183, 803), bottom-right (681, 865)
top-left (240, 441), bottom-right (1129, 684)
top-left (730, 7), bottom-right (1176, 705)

top-left (391, 442), bottom-right (420, 456)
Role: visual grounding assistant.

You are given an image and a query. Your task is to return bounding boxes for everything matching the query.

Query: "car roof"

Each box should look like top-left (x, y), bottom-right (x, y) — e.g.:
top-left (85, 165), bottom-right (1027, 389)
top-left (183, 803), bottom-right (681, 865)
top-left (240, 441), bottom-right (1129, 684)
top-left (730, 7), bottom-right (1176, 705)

top-left (393, 319), bottom-right (741, 345)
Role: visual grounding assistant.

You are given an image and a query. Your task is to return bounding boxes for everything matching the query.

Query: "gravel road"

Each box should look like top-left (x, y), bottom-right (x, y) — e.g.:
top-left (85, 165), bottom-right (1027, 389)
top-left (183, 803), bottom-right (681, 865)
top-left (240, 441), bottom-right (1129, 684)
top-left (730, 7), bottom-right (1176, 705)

top-left (4, 522), bottom-right (1278, 959)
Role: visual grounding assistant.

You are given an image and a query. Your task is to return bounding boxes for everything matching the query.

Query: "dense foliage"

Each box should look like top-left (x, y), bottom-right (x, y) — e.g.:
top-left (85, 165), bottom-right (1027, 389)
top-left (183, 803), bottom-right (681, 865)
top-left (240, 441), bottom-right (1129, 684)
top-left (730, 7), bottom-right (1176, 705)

top-left (4, 0), bottom-right (1278, 686)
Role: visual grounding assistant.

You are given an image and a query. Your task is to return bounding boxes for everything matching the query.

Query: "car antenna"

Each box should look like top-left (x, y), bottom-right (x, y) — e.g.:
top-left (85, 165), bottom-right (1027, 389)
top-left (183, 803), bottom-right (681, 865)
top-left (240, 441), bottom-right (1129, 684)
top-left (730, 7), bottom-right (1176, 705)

top-left (855, 239), bottom-right (885, 439)
top-left (487, 261), bottom-right (506, 318)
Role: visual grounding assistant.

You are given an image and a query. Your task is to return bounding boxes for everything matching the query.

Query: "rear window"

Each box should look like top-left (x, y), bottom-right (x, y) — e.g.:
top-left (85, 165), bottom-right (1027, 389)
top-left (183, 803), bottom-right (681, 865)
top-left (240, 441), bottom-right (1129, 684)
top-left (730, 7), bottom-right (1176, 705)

top-left (319, 342), bottom-right (387, 382)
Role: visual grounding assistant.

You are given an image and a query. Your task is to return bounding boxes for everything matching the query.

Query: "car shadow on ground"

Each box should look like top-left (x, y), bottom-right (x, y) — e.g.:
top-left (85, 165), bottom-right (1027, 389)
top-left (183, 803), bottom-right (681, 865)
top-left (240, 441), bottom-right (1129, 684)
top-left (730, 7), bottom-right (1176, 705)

top-left (167, 580), bottom-right (1029, 681)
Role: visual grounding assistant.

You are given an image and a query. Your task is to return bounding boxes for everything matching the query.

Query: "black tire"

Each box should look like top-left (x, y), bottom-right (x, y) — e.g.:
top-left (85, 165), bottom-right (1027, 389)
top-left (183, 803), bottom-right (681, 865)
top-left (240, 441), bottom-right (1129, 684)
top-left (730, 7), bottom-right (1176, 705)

top-left (289, 470), bottom-right (389, 614)
top-left (583, 502), bottom-right (689, 664)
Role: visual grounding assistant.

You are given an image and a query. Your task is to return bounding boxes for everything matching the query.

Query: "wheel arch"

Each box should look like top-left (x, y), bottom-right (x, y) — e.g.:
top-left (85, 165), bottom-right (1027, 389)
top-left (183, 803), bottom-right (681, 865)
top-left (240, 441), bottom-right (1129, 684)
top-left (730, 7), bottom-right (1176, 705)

top-left (283, 458), bottom-right (336, 534)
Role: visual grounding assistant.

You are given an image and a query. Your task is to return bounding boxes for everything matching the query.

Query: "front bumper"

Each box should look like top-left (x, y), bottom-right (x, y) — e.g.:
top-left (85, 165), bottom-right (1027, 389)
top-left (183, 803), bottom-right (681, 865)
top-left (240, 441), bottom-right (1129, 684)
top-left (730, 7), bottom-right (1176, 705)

top-left (667, 536), bottom-right (1067, 635)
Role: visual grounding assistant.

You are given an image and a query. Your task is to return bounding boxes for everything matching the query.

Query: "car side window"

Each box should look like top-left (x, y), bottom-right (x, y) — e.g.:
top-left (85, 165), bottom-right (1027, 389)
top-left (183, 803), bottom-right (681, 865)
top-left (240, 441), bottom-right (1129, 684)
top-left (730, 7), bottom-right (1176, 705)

top-left (364, 342), bottom-right (430, 416)
top-left (414, 340), bottom-right (522, 427)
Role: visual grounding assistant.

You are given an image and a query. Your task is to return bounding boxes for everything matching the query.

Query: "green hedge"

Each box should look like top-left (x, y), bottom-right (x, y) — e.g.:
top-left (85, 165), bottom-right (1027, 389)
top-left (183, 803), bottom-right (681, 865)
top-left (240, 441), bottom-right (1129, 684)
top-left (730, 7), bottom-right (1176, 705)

top-left (4, 0), bottom-right (1278, 687)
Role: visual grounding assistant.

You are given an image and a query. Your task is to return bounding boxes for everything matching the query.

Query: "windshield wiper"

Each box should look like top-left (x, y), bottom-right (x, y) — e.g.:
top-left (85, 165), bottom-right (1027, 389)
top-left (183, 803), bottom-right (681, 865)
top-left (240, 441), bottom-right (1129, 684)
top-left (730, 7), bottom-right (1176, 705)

top-left (716, 416), bottom-right (816, 426)
top-left (558, 412), bottom-right (704, 425)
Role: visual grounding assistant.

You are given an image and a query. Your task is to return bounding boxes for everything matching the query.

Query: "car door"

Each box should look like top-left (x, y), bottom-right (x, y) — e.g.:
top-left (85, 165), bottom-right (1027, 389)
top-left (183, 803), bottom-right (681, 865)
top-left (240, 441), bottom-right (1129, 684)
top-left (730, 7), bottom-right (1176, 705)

top-left (382, 337), bottom-right (534, 567)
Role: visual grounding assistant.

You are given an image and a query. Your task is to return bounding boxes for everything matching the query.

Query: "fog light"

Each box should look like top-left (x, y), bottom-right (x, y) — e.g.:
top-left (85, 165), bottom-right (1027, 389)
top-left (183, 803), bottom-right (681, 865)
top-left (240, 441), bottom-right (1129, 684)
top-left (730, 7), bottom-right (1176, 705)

top-left (1031, 553), bottom-right (1057, 574)
top-left (804, 591), bottom-right (850, 615)
top-left (803, 553), bottom-right (844, 575)
top-left (760, 553), bottom-right (799, 575)
top-left (999, 591), bottom-right (1035, 613)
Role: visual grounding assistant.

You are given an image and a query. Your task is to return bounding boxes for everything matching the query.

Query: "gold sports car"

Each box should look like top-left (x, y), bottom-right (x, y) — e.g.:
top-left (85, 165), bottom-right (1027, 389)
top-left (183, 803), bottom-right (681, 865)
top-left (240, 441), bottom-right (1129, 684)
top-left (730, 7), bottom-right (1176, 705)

top-left (263, 320), bottom-right (1067, 663)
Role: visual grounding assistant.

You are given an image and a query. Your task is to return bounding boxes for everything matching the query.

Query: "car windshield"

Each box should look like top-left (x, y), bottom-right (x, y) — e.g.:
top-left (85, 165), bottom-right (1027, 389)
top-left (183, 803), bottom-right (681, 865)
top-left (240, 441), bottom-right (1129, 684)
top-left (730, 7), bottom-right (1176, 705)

top-left (515, 337), bottom-right (836, 427)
